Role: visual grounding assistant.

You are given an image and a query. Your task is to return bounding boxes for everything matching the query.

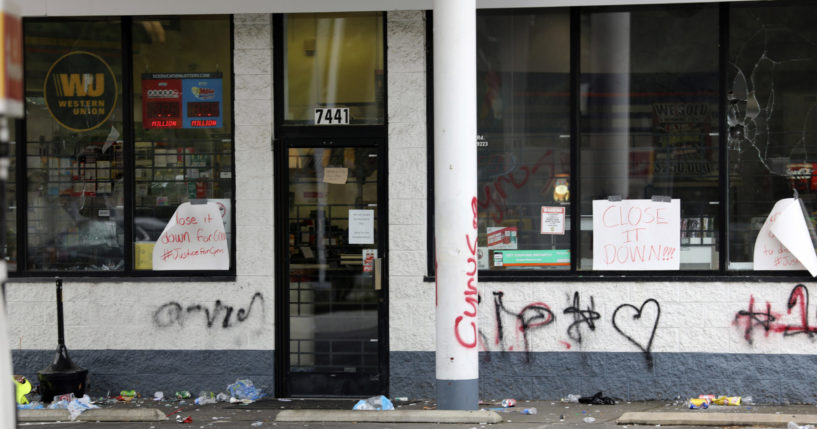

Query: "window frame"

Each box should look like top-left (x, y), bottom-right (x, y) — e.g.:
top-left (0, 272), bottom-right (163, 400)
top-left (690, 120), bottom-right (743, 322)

top-left (427, 2), bottom-right (817, 282)
top-left (13, 15), bottom-right (237, 279)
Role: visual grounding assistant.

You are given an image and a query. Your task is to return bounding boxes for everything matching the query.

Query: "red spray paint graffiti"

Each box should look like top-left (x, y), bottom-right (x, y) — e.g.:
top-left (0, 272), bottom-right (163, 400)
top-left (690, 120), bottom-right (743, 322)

top-left (454, 197), bottom-right (480, 348)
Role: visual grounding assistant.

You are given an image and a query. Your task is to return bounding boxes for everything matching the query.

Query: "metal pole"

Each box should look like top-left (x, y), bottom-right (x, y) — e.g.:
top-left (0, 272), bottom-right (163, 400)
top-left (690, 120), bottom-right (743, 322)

top-left (433, 0), bottom-right (478, 410)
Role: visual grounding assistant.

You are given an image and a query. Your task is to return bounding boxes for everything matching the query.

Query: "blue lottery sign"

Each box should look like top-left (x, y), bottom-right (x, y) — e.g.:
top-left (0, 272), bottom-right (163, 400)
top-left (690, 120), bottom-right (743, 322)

top-left (181, 73), bottom-right (222, 129)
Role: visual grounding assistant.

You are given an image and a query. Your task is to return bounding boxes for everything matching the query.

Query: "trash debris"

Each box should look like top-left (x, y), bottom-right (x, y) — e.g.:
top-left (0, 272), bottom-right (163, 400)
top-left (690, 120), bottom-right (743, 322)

top-left (501, 398), bottom-right (517, 408)
top-left (563, 394), bottom-right (580, 403)
top-left (251, 422), bottom-right (264, 427)
top-left (227, 379), bottom-right (264, 401)
top-left (175, 391), bottom-right (191, 399)
top-left (583, 416), bottom-right (596, 423)
top-left (16, 401), bottom-right (44, 410)
top-left (47, 394), bottom-right (98, 420)
top-left (789, 422), bottom-right (815, 429)
top-left (353, 395), bottom-right (394, 411)
top-left (216, 392), bottom-right (230, 402)
top-left (579, 392), bottom-right (615, 405)
top-left (688, 398), bottom-right (709, 409)
top-left (13, 375), bottom-right (31, 404)
top-left (522, 407), bottom-right (537, 415)
top-left (394, 396), bottom-right (409, 402)
top-left (153, 391), bottom-right (164, 401)
top-left (711, 396), bottom-right (741, 406)
top-left (120, 389), bottom-right (136, 398)
top-left (195, 391), bottom-right (217, 405)
top-left (176, 414), bottom-right (193, 424)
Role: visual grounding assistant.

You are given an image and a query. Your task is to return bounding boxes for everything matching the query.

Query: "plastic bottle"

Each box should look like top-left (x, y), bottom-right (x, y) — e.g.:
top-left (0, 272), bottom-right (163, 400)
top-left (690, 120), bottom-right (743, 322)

top-left (501, 398), bottom-right (517, 407)
top-left (565, 394), bottom-right (580, 403)
top-left (789, 422), bottom-right (815, 429)
top-left (583, 416), bottom-right (596, 423)
top-left (522, 407), bottom-right (538, 415)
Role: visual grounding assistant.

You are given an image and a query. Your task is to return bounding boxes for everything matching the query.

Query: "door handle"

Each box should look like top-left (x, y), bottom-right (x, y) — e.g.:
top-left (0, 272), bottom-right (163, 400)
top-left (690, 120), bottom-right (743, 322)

top-left (374, 258), bottom-right (382, 291)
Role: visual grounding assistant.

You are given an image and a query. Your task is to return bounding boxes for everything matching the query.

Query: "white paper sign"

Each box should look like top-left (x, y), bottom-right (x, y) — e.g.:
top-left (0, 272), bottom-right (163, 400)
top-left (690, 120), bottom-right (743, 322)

top-left (323, 167), bottom-right (348, 184)
top-left (541, 206), bottom-right (566, 235)
top-left (152, 202), bottom-right (230, 270)
top-left (348, 209), bottom-right (374, 244)
top-left (593, 199), bottom-right (681, 270)
top-left (753, 198), bottom-right (817, 276)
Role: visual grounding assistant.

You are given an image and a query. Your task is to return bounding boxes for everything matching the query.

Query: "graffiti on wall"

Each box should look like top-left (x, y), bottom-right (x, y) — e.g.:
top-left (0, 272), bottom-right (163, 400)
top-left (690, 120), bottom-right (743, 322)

top-left (478, 290), bottom-right (660, 367)
top-left (564, 291), bottom-right (601, 344)
top-left (477, 291), bottom-right (555, 360)
top-left (153, 292), bottom-right (264, 328)
top-left (734, 284), bottom-right (817, 344)
top-left (612, 299), bottom-right (660, 368)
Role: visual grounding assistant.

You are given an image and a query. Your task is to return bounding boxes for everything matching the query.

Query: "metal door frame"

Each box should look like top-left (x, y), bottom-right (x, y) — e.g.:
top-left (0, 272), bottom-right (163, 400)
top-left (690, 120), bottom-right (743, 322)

top-left (274, 137), bottom-right (389, 398)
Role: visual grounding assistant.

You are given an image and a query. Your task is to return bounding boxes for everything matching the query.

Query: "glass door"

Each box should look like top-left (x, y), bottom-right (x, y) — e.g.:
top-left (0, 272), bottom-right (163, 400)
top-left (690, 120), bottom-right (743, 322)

top-left (282, 141), bottom-right (386, 396)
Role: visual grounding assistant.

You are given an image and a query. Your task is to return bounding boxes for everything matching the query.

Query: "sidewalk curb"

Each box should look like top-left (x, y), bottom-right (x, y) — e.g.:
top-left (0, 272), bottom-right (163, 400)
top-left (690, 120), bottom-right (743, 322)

top-left (275, 409), bottom-right (504, 423)
top-left (618, 412), bottom-right (817, 427)
top-left (17, 408), bottom-right (168, 422)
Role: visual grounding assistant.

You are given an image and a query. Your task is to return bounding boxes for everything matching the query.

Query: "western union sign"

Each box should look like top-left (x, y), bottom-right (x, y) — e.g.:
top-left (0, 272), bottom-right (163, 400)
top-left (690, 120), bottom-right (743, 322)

top-left (44, 50), bottom-right (117, 132)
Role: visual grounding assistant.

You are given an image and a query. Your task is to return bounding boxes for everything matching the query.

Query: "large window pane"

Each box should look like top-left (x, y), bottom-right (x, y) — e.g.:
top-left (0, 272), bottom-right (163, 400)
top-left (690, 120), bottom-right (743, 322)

top-left (727, 3), bottom-right (817, 271)
top-left (132, 16), bottom-right (233, 270)
top-left (578, 6), bottom-right (720, 270)
top-left (24, 18), bottom-right (124, 271)
top-left (476, 10), bottom-right (571, 271)
top-left (283, 13), bottom-right (384, 125)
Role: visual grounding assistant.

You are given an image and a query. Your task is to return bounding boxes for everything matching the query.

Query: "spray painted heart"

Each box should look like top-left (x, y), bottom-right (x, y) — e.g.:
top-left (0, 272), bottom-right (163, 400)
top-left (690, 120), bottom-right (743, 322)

top-left (612, 298), bottom-right (660, 368)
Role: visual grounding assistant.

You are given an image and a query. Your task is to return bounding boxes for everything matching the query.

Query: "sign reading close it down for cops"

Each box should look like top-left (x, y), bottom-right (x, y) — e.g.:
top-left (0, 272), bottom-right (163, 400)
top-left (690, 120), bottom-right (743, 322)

top-left (44, 51), bottom-right (118, 132)
top-left (152, 202), bottom-right (229, 270)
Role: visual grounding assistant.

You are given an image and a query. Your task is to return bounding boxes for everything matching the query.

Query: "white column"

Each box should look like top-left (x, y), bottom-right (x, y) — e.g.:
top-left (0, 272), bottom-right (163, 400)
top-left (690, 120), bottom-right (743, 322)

top-left (433, 0), bottom-right (478, 411)
top-left (589, 12), bottom-right (630, 197)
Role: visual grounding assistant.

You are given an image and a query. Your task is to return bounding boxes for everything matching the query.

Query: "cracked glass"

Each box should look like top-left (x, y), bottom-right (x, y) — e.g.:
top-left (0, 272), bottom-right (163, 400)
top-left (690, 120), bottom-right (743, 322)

top-left (728, 2), bottom-right (817, 270)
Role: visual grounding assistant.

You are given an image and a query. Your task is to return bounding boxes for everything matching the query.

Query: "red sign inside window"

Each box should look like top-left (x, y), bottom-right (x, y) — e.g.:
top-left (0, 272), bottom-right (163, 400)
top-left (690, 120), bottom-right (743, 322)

top-left (143, 79), bottom-right (182, 129)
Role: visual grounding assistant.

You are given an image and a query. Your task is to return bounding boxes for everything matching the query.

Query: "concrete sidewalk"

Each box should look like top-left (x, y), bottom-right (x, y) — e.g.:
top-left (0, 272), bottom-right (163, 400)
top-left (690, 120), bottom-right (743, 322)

top-left (15, 397), bottom-right (817, 427)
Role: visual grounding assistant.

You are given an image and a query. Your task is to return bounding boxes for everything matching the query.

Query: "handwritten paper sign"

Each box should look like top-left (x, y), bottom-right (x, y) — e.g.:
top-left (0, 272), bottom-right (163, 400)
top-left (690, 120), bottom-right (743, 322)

top-left (152, 202), bottom-right (229, 270)
top-left (348, 209), bottom-right (374, 244)
top-left (753, 198), bottom-right (817, 276)
top-left (592, 199), bottom-right (681, 270)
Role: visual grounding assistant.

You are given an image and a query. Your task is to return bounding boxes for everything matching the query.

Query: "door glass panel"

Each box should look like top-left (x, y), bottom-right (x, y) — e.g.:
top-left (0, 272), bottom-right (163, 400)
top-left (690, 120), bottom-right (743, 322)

top-left (287, 146), bottom-right (380, 395)
top-left (283, 13), bottom-right (385, 125)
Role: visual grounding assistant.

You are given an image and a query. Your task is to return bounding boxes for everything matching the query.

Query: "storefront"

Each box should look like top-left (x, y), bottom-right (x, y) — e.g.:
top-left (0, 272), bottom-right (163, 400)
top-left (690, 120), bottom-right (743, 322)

top-left (8, 0), bottom-right (817, 403)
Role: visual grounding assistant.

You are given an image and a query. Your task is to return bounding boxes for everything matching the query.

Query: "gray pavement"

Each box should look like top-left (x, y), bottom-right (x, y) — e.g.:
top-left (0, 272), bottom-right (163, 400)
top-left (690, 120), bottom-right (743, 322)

top-left (15, 397), bottom-right (817, 429)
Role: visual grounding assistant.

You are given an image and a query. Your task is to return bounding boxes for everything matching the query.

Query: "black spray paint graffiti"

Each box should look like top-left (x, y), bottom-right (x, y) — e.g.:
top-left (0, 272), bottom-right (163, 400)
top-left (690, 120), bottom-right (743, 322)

top-left (153, 292), bottom-right (264, 328)
top-left (563, 292), bottom-right (600, 344)
top-left (478, 291), bottom-right (660, 367)
top-left (612, 299), bottom-right (661, 369)
top-left (734, 284), bottom-right (817, 344)
top-left (478, 291), bottom-right (555, 360)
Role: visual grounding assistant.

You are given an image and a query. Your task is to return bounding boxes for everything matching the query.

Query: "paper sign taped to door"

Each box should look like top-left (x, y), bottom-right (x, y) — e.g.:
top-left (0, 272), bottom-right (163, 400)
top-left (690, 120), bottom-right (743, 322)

top-left (754, 198), bottom-right (817, 276)
top-left (323, 167), bottom-right (348, 184)
top-left (152, 202), bottom-right (230, 270)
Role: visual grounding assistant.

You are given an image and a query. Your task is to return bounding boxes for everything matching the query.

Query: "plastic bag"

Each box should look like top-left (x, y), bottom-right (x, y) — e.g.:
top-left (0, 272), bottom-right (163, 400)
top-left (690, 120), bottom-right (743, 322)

top-left (227, 379), bottom-right (264, 401)
top-left (48, 395), bottom-right (98, 421)
top-left (353, 395), bottom-right (394, 411)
